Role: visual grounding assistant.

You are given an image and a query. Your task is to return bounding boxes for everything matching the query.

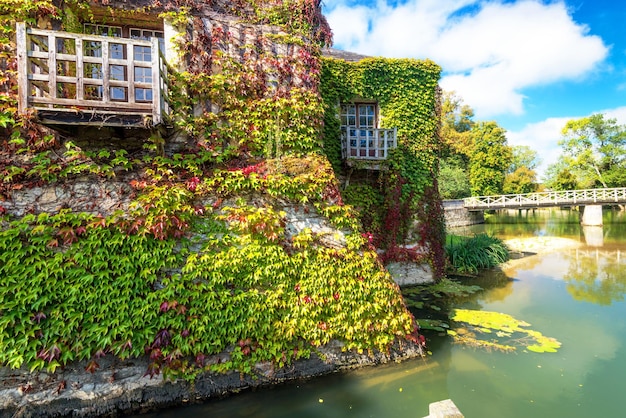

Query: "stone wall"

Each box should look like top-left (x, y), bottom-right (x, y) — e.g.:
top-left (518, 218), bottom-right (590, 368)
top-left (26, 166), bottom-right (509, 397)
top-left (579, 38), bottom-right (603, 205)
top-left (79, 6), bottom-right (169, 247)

top-left (0, 341), bottom-right (424, 418)
top-left (1, 177), bottom-right (135, 217)
top-left (443, 200), bottom-right (484, 228)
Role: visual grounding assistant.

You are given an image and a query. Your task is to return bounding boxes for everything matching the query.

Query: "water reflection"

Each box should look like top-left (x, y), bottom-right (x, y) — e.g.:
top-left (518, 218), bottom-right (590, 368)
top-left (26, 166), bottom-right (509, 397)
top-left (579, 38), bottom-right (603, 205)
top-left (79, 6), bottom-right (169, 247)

top-left (582, 225), bottom-right (604, 247)
top-left (564, 248), bottom-right (626, 305)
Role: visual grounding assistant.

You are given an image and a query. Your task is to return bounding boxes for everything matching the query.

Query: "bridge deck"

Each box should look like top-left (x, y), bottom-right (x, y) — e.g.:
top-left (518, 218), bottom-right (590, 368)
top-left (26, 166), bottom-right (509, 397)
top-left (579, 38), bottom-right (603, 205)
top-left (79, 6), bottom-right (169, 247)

top-left (463, 187), bottom-right (626, 210)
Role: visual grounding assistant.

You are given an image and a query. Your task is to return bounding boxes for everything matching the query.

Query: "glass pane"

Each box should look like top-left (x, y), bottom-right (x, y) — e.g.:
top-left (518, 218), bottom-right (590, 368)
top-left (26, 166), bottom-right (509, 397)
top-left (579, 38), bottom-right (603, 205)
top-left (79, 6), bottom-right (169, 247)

top-left (110, 43), bottom-right (125, 60)
top-left (134, 45), bottom-right (151, 62)
top-left (84, 85), bottom-right (103, 100)
top-left (110, 87), bottom-right (127, 101)
top-left (31, 35), bottom-right (49, 52)
top-left (135, 88), bottom-right (153, 102)
top-left (110, 65), bottom-right (126, 81)
top-left (134, 67), bottom-right (152, 83)
top-left (56, 82), bottom-right (76, 99)
top-left (84, 41), bottom-right (102, 58)
top-left (84, 63), bottom-right (102, 79)
top-left (56, 38), bottom-right (75, 54)
top-left (358, 104), bottom-right (376, 129)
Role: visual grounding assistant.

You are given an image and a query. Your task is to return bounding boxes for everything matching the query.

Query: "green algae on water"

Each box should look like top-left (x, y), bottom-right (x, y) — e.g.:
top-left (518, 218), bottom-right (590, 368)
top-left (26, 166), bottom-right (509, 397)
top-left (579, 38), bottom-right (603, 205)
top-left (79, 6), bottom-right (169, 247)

top-left (450, 309), bottom-right (562, 353)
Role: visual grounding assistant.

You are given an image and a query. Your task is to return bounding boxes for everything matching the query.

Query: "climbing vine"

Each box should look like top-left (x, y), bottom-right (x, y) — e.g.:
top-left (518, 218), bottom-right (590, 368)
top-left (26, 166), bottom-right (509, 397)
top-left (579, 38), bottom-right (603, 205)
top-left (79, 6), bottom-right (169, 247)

top-left (320, 57), bottom-right (445, 277)
top-left (0, 155), bottom-right (419, 378)
top-left (0, 0), bottom-right (431, 381)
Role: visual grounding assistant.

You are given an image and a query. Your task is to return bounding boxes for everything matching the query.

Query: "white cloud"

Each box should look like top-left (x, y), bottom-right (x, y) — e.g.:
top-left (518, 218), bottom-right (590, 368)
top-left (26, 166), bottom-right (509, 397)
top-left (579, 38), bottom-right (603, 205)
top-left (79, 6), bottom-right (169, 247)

top-left (602, 106), bottom-right (626, 124)
top-left (325, 0), bottom-right (608, 119)
top-left (506, 116), bottom-right (570, 178)
top-left (505, 106), bottom-right (626, 179)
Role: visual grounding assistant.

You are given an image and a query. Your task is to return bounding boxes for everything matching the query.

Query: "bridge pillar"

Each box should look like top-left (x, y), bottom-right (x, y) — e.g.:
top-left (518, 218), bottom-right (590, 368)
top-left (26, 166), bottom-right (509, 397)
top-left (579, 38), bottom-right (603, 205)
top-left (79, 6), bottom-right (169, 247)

top-left (581, 205), bottom-right (603, 226)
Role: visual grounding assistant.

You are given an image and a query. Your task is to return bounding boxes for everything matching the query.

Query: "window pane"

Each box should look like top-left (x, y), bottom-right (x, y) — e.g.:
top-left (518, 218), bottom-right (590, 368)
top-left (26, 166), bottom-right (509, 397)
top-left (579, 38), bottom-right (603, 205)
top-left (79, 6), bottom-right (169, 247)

top-left (134, 45), bottom-right (152, 62)
top-left (110, 43), bottom-right (125, 60)
top-left (84, 85), bottom-right (103, 100)
top-left (110, 87), bottom-right (127, 101)
top-left (110, 65), bottom-right (126, 81)
top-left (134, 67), bottom-right (152, 83)
top-left (84, 63), bottom-right (102, 79)
top-left (56, 38), bottom-right (75, 54)
top-left (135, 88), bottom-right (153, 102)
top-left (84, 41), bottom-right (102, 58)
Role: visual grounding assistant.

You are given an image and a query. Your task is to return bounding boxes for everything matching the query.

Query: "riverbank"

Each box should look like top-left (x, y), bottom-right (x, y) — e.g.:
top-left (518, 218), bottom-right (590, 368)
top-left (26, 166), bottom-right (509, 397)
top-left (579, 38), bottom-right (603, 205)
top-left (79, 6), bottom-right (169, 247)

top-left (0, 340), bottom-right (424, 417)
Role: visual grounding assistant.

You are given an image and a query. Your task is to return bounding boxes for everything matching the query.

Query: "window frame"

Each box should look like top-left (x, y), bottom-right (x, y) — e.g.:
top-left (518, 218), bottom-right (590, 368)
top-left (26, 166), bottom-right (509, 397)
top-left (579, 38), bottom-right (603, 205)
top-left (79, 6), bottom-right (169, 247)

top-left (340, 102), bottom-right (380, 158)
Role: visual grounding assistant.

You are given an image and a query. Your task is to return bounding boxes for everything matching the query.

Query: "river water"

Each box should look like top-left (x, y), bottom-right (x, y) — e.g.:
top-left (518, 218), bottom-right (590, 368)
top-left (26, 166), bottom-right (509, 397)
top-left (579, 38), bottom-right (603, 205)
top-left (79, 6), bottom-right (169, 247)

top-left (142, 208), bottom-right (626, 418)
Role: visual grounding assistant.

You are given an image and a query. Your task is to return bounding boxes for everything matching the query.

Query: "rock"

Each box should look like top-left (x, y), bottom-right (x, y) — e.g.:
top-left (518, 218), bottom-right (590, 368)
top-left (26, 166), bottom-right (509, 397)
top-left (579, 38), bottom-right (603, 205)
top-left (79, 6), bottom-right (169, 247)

top-left (386, 262), bottom-right (435, 286)
top-left (0, 341), bottom-right (424, 417)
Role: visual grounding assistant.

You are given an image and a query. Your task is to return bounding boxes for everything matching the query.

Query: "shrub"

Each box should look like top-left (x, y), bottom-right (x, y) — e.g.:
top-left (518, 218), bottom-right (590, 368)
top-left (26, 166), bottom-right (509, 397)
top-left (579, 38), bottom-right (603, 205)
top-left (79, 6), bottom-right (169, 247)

top-left (445, 233), bottom-right (509, 274)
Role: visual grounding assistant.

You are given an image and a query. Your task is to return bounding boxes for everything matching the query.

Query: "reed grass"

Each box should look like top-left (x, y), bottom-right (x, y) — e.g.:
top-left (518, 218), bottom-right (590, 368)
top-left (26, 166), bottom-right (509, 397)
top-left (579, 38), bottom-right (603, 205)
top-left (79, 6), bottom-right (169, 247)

top-left (445, 233), bottom-right (510, 274)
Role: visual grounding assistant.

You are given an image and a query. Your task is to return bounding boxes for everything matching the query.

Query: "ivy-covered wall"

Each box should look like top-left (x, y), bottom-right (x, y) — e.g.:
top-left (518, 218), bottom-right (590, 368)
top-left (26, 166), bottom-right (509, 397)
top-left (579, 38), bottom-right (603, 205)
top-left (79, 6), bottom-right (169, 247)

top-left (320, 56), bottom-right (446, 277)
top-left (0, 0), bottom-right (426, 382)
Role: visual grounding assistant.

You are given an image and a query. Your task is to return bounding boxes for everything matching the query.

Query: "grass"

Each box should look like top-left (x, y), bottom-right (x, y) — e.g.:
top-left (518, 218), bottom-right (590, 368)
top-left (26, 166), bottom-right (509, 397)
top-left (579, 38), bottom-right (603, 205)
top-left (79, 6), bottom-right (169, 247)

top-left (445, 233), bottom-right (510, 274)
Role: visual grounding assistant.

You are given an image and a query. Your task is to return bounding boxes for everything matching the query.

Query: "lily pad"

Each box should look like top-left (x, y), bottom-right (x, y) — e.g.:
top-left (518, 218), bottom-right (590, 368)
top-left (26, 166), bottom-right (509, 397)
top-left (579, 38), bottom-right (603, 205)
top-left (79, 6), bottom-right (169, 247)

top-left (417, 318), bottom-right (450, 332)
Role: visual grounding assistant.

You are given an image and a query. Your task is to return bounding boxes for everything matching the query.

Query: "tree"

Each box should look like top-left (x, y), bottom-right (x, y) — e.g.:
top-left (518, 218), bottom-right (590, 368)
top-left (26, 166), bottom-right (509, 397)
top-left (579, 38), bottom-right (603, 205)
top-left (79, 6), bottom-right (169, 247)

top-left (543, 160), bottom-right (579, 190)
top-left (438, 92), bottom-right (474, 199)
top-left (440, 91), bottom-right (475, 161)
top-left (503, 145), bottom-right (540, 194)
top-left (559, 113), bottom-right (626, 188)
top-left (503, 166), bottom-right (537, 194)
top-left (469, 121), bottom-right (512, 196)
top-left (439, 157), bottom-right (471, 199)
top-left (508, 145), bottom-right (541, 174)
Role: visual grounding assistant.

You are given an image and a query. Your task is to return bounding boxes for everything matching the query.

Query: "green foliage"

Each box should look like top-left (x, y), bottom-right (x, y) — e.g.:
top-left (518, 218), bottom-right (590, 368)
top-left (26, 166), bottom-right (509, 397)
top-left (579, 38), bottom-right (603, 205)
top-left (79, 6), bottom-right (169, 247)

top-left (503, 145), bottom-right (540, 194)
top-left (320, 57), bottom-right (441, 189)
top-left (503, 166), bottom-right (538, 194)
top-left (508, 145), bottom-right (541, 174)
top-left (543, 160), bottom-right (579, 190)
top-left (0, 211), bottom-right (180, 371)
top-left (0, 153), bottom-right (417, 377)
top-left (446, 233), bottom-right (510, 274)
top-left (469, 121), bottom-right (512, 196)
top-left (320, 56), bottom-right (445, 276)
top-left (0, 0), bottom-right (423, 380)
top-left (249, 0), bottom-right (332, 46)
top-left (342, 183), bottom-right (384, 233)
top-left (558, 113), bottom-right (626, 188)
top-left (438, 157), bottom-right (471, 199)
top-left (440, 91), bottom-right (474, 160)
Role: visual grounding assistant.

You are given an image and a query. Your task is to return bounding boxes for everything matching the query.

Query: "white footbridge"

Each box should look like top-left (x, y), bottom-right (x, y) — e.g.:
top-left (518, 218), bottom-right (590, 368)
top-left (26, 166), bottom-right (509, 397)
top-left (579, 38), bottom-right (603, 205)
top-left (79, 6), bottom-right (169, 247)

top-left (463, 187), bottom-right (626, 211)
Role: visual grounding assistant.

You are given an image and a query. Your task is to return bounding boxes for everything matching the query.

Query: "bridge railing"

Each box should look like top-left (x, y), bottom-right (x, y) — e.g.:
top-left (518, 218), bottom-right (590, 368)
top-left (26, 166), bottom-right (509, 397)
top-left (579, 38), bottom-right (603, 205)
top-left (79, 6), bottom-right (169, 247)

top-left (464, 187), bottom-right (626, 210)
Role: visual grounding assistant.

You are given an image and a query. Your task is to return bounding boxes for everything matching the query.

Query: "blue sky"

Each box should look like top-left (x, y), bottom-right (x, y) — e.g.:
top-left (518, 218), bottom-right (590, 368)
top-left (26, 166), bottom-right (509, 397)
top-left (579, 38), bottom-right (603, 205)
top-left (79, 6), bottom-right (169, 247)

top-left (322, 0), bottom-right (626, 176)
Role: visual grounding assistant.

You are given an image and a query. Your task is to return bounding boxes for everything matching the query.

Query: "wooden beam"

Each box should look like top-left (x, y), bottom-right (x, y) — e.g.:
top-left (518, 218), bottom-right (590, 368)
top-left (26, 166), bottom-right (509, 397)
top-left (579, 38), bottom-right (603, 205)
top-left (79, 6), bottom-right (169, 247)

top-left (47, 31), bottom-right (56, 104)
top-left (16, 22), bottom-right (28, 114)
top-left (102, 39), bottom-right (110, 102)
top-left (151, 37), bottom-right (161, 125)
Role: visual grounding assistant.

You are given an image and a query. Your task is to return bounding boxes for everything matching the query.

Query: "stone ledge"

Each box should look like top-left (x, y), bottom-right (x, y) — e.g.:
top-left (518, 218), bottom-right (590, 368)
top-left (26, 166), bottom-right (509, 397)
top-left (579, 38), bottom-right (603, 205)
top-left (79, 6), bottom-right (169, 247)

top-left (0, 341), bottom-right (424, 418)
